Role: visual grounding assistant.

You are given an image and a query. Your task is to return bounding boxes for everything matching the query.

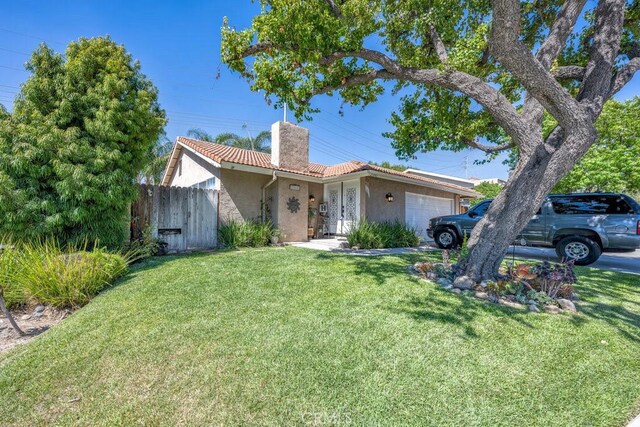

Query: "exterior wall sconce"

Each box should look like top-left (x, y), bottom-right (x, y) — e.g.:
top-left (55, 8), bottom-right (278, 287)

top-left (386, 193), bottom-right (394, 202)
top-left (309, 194), bottom-right (315, 203)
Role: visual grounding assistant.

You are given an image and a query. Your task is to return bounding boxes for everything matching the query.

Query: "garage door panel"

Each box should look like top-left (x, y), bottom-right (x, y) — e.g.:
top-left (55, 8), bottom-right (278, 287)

top-left (405, 193), bottom-right (454, 239)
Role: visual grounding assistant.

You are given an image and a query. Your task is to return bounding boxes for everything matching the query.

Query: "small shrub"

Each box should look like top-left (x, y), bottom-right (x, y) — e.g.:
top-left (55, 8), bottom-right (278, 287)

top-left (347, 219), bottom-right (419, 249)
top-left (14, 240), bottom-right (128, 309)
top-left (125, 226), bottom-right (167, 262)
top-left (219, 220), bottom-right (277, 248)
top-left (0, 243), bottom-right (25, 309)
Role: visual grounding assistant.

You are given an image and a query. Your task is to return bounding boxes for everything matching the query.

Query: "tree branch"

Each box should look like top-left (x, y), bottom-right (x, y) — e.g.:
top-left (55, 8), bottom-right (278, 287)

top-left (536, 0), bottom-right (587, 69)
top-left (577, 0), bottom-right (626, 113)
top-left (310, 69), bottom-right (394, 98)
top-left (324, 0), bottom-right (342, 18)
top-left (552, 65), bottom-right (586, 80)
top-left (318, 49), bottom-right (530, 146)
top-left (523, 0), bottom-right (587, 124)
top-left (464, 138), bottom-right (514, 153)
top-left (491, 0), bottom-right (588, 133)
top-left (236, 42), bottom-right (531, 148)
top-left (610, 56), bottom-right (640, 96)
top-left (428, 26), bottom-right (449, 63)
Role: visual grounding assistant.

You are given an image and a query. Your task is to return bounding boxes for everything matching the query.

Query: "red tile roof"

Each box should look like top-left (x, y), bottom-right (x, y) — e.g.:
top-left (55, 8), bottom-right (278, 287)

top-left (172, 137), bottom-right (480, 196)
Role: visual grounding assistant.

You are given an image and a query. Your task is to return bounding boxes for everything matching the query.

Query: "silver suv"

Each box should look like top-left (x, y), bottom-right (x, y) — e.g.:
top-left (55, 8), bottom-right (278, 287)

top-left (427, 193), bottom-right (640, 265)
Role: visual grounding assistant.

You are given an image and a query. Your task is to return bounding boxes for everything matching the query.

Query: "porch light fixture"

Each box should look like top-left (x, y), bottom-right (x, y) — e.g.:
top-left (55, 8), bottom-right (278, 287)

top-left (385, 193), bottom-right (394, 203)
top-left (309, 194), bottom-right (315, 203)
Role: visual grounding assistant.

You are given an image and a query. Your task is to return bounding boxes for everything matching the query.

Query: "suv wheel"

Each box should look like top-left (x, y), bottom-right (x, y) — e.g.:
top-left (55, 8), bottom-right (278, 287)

top-left (555, 236), bottom-right (602, 266)
top-left (434, 228), bottom-right (458, 249)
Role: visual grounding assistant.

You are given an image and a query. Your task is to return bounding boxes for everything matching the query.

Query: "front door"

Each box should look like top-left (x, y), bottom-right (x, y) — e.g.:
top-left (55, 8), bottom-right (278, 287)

top-left (325, 180), bottom-right (360, 235)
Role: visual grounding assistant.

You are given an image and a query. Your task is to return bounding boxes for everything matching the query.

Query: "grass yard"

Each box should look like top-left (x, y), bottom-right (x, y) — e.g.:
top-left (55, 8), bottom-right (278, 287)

top-left (0, 247), bottom-right (639, 426)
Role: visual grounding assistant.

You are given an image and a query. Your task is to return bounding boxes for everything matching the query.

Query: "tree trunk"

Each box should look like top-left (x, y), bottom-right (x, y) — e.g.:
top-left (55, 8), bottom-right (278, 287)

top-left (0, 287), bottom-right (25, 337)
top-left (462, 132), bottom-right (595, 281)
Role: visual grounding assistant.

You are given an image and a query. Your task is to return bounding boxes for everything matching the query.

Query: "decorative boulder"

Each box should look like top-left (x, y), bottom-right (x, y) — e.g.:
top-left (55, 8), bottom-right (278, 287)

top-left (436, 278), bottom-right (453, 288)
top-left (475, 291), bottom-right (489, 300)
top-left (557, 299), bottom-right (577, 312)
top-left (453, 275), bottom-right (475, 290)
top-left (544, 305), bottom-right (562, 314)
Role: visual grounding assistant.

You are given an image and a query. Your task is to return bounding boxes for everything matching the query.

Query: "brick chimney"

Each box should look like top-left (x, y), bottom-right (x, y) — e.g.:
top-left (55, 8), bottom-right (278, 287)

top-left (271, 122), bottom-right (309, 173)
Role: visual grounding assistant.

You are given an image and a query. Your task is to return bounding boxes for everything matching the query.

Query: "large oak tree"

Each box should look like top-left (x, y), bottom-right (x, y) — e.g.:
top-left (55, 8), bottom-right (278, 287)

top-left (221, 0), bottom-right (640, 281)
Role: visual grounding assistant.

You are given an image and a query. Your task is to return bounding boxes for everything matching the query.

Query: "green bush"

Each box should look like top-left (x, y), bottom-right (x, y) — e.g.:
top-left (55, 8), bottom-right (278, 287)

top-left (219, 220), bottom-right (278, 248)
top-left (13, 240), bottom-right (128, 309)
top-left (0, 244), bottom-right (25, 309)
top-left (347, 219), bottom-right (420, 249)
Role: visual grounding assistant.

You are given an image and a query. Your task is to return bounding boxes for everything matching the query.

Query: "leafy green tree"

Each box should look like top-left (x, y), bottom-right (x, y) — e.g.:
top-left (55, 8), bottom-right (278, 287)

top-left (470, 182), bottom-right (504, 206)
top-left (368, 161), bottom-right (410, 171)
top-left (0, 37), bottom-right (166, 248)
top-left (187, 128), bottom-right (271, 153)
top-left (221, 0), bottom-right (639, 280)
top-left (554, 98), bottom-right (640, 194)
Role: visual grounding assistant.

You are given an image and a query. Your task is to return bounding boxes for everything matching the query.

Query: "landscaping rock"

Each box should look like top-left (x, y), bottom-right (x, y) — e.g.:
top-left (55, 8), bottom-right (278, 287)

top-left (34, 305), bottom-right (45, 314)
top-left (425, 272), bottom-right (438, 281)
top-left (475, 291), bottom-right (489, 300)
top-left (479, 280), bottom-right (489, 288)
top-left (544, 305), bottom-right (562, 314)
top-left (21, 315), bottom-right (31, 321)
top-left (499, 299), bottom-right (525, 310)
top-left (453, 275), bottom-right (475, 290)
top-left (557, 299), bottom-right (577, 312)
top-left (437, 278), bottom-right (453, 288)
top-left (451, 288), bottom-right (462, 294)
top-left (488, 294), bottom-right (499, 303)
top-left (528, 304), bottom-right (540, 312)
top-left (338, 242), bottom-right (350, 249)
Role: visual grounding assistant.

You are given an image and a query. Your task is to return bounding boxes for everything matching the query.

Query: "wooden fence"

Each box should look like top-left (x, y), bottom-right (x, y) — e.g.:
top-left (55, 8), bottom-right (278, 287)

top-left (131, 184), bottom-right (218, 252)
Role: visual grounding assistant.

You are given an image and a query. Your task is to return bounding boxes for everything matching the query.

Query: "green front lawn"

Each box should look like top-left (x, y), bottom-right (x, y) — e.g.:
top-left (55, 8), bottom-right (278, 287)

top-left (1, 247), bottom-right (639, 426)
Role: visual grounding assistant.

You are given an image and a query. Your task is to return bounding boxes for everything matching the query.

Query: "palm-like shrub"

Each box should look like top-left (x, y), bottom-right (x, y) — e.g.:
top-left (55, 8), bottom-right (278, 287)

top-left (347, 219), bottom-right (420, 249)
top-left (0, 243), bottom-right (24, 309)
top-left (13, 240), bottom-right (128, 309)
top-left (219, 220), bottom-right (277, 248)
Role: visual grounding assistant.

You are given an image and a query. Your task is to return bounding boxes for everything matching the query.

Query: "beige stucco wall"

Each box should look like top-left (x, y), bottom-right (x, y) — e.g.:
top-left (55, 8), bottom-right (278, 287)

top-left (308, 182), bottom-right (324, 237)
top-left (361, 176), bottom-right (458, 223)
top-left (219, 169), bottom-right (273, 223)
top-left (168, 149), bottom-right (220, 188)
top-left (272, 177), bottom-right (309, 242)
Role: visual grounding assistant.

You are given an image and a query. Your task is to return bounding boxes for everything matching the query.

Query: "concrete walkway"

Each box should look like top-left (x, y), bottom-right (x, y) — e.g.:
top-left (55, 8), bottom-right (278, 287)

top-left (290, 238), bottom-right (439, 256)
top-left (291, 238), bottom-right (640, 274)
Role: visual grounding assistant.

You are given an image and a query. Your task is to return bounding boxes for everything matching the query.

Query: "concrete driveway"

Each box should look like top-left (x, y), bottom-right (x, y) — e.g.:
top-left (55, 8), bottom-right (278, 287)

top-left (506, 246), bottom-right (640, 275)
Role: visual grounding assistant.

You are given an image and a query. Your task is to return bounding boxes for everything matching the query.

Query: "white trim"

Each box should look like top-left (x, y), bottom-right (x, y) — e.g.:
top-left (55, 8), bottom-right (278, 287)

top-left (404, 168), bottom-right (476, 186)
top-left (367, 170), bottom-right (479, 197)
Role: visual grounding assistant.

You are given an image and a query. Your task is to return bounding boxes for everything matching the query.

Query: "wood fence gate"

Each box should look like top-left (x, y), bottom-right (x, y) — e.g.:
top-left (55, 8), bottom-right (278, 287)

top-left (131, 184), bottom-right (218, 252)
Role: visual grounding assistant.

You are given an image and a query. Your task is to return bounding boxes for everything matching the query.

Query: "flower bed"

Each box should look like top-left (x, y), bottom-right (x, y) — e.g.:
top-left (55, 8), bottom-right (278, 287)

top-left (411, 252), bottom-right (579, 314)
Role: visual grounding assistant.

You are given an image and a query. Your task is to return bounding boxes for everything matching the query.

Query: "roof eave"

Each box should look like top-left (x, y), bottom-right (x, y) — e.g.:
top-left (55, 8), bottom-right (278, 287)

top-left (367, 170), bottom-right (481, 197)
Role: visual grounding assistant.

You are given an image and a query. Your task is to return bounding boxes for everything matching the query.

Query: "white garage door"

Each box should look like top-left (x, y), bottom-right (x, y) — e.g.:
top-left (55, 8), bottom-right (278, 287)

top-left (405, 192), bottom-right (454, 239)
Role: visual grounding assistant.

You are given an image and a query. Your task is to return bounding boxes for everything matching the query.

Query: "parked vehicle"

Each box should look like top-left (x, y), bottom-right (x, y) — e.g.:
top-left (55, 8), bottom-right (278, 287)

top-left (427, 193), bottom-right (640, 265)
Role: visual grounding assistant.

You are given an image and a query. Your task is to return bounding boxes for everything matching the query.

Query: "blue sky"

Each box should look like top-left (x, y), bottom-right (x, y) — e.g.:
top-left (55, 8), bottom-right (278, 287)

top-left (1, 1), bottom-right (638, 180)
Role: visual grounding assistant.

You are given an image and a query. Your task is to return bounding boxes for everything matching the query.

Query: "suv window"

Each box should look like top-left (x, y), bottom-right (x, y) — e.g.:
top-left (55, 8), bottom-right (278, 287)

top-left (470, 201), bottom-right (491, 217)
top-left (550, 195), bottom-right (633, 215)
